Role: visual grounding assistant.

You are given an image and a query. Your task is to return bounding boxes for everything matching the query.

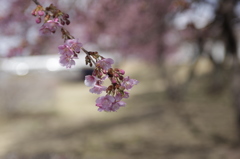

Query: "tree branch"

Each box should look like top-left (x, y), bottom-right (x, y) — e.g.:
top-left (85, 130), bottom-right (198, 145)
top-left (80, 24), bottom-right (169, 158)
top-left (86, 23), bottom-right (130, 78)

top-left (32, 0), bottom-right (41, 5)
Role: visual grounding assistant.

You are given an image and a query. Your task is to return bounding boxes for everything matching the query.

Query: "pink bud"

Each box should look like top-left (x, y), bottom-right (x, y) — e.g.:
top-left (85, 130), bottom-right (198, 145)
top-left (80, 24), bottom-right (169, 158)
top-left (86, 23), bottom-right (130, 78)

top-left (112, 78), bottom-right (117, 84)
top-left (31, 10), bottom-right (37, 16)
top-left (36, 17), bottom-right (41, 24)
top-left (114, 73), bottom-right (119, 77)
top-left (61, 20), bottom-right (65, 25)
top-left (118, 69), bottom-right (125, 75)
top-left (66, 19), bottom-right (70, 25)
top-left (38, 10), bottom-right (45, 16)
top-left (63, 13), bottom-right (69, 19)
top-left (65, 14), bottom-right (69, 18)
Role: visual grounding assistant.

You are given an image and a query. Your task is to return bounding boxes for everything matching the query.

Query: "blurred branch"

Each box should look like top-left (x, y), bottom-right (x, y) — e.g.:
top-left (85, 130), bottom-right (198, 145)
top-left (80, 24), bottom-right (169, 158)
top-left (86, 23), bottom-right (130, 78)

top-left (32, 0), bottom-right (41, 5)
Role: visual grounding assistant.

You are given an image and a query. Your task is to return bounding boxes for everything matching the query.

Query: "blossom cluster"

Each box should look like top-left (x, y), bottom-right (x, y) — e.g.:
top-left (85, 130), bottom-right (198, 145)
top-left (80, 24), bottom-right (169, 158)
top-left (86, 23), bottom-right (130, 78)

top-left (32, 3), bottom-right (70, 36)
top-left (84, 58), bottom-right (138, 112)
top-left (31, 1), bottom-right (139, 112)
top-left (58, 39), bottom-right (82, 68)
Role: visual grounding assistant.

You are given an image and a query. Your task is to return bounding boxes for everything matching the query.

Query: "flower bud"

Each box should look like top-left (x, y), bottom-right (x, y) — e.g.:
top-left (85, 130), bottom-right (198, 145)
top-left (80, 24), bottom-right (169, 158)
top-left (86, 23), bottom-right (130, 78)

top-left (63, 13), bottom-right (69, 19)
top-left (114, 73), bottom-right (119, 77)
top-left (65, 14), bottom-right (69, 18)
top-left (119, 76), bottom-right (124, 80)
top-left (36, 17), bottom-right (41, 24)
top-left (66, 19), bottom-right (70, 25)
top-left (38, 10), bottom-right (45, 16)
top-left (31, 9), bottom-right (37, 16)
top-left (111, 78), bottom-right (117, 84)
top-left (60, 19), bottom-right (65, 25)
top-left (108, 70), bottom-right (113, 77)
top-left (118, 69), bottom-right (125, 75)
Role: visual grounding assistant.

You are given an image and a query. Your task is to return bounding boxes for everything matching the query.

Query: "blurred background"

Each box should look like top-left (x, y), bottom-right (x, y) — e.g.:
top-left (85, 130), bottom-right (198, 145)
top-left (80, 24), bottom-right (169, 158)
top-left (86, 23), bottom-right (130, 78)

top-left (0, 0), bottom-right (240, 158)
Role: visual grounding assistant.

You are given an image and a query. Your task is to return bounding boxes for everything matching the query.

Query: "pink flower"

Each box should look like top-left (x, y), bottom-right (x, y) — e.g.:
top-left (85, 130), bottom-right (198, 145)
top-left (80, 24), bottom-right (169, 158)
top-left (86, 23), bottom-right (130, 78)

top-left (123, 91), bottom-right (130, 98)
top-left (96, 95), bottom-right (115, 112)
top-left (115, 92), bottom-right (123, 101)
top-left (112, 101), bottom-right (126, 111)
top-left (39, 25), bottom-right (52, 35)
top-left (59, 55), bottom-right (75, 68)
top-left (46, 18), bottom-right (61, 31)
top-left (95, 95), bottom-right (126, 112)
top-left (84, 75), bottom-right (99, 87)
top-left (115, 91), bottom-right (129, 101)
top-left (39, 18), bottom-right (61, 35)
top-left (89, 85), bottom-right (107, 94)
top-left (58, 44), bottom-right (73, 56)
top-left (65, 39), bottom-right (83, 53)
top-left (121, 76), bottom-right (139, 90)
top-left (96, 58), bottom-right (114, 71)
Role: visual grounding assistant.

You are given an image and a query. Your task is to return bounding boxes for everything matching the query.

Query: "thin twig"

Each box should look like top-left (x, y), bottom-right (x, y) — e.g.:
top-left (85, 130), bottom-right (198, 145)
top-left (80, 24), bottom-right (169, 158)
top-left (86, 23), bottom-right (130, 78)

top-left (81, 48), bottom-right (96, 65)
top-left (61, 28), bottom-right (75, 39)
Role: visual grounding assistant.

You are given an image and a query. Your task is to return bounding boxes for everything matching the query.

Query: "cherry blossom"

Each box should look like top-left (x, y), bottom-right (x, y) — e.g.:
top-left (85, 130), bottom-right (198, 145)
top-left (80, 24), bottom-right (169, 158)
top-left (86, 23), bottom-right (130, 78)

top-left (96, 58), bottom-right (114, 71)
top-left (59, 54), bottom-right (75, 68)
top-left (121, 76), bottom-right (139, 90)
top-left (39, 18), bottom-right (61, 35)
top-left (96, 95), bottom-right (115, 112)
top-left (90, 85), bottom-right (107, 94)
top-left (58, 44), bottom-right (73, 56)
top-left (65, 39), bottom-right (83, 53)
top-left (112, 101), bottom-right (126, 111)
top-left (84, 75), bottom-right (99, 87)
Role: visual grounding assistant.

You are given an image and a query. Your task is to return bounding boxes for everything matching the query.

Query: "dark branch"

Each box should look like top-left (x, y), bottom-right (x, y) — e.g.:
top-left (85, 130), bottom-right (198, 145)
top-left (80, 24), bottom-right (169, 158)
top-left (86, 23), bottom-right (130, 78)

top-left (32, 0), bottom-right (41, 5)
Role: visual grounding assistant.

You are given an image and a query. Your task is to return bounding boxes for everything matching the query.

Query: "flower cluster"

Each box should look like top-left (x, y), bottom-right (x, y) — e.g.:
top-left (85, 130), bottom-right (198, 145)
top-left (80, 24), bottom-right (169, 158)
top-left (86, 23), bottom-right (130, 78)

top-left (58, 39), bottom-right (82, 68)
top-left (39, 18), bottom-right (62, 35)
top-left (32, 3), bottom-right (70, 35)
top-left (31, 1), bottom-right (139, 112)
top-left (31, 5), bottom-right (45, 24)
top-left (84, 57), bottom-right (138, 112)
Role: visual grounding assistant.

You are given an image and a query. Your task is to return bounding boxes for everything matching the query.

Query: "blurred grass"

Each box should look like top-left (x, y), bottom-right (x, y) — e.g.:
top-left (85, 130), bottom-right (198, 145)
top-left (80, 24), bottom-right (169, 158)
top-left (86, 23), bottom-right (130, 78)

top-left (0, 58), bottom-right (239, 159)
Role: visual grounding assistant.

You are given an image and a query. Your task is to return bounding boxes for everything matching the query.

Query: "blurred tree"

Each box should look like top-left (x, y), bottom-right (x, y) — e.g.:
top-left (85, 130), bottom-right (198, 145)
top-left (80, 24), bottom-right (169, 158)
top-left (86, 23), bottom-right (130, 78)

top-left (76, 0), bottom-right (240, 141)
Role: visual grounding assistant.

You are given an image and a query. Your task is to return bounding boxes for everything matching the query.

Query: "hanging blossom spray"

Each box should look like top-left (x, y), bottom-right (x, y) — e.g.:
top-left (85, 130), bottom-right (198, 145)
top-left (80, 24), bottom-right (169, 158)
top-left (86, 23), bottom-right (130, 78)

top-left (31, 0), bottom-right (139, 112)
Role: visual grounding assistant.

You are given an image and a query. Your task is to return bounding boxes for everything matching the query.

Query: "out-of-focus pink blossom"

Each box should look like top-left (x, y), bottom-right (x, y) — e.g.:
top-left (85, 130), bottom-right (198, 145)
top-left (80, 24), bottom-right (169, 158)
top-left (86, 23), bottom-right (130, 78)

top-left (121, 76), bottom-right (139, 90)
top-left (96, 58), bottom-right (114, 71)
top-left (95, 95), bottom-right (126, 112)
top-left (39, 25), bottom-right (52, 35)
top-left (59, 55), bottom-right (75, 68)
top-left (95, 95), bottom-right (115, 112)
top-left (58, 44), bottom-right (73, 56)
top-left (84, 75), bottom-right (99, 87)
top-left (115, 91), bottom-right (129, 102)
top-left (39, 18), bottom-right (61, 35)
top-left (112, 101), bottom-right (126, 111)
top-left (123, 91), bottom-right (130, 98)
top-left (115, 92), bottom-right (123, 101)
top-left (7, 47), bottom-right (23, 58)
top-left (90, 85), bottom-right (107, 94)
top-left (65, 39), bottom-right (83, 53)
